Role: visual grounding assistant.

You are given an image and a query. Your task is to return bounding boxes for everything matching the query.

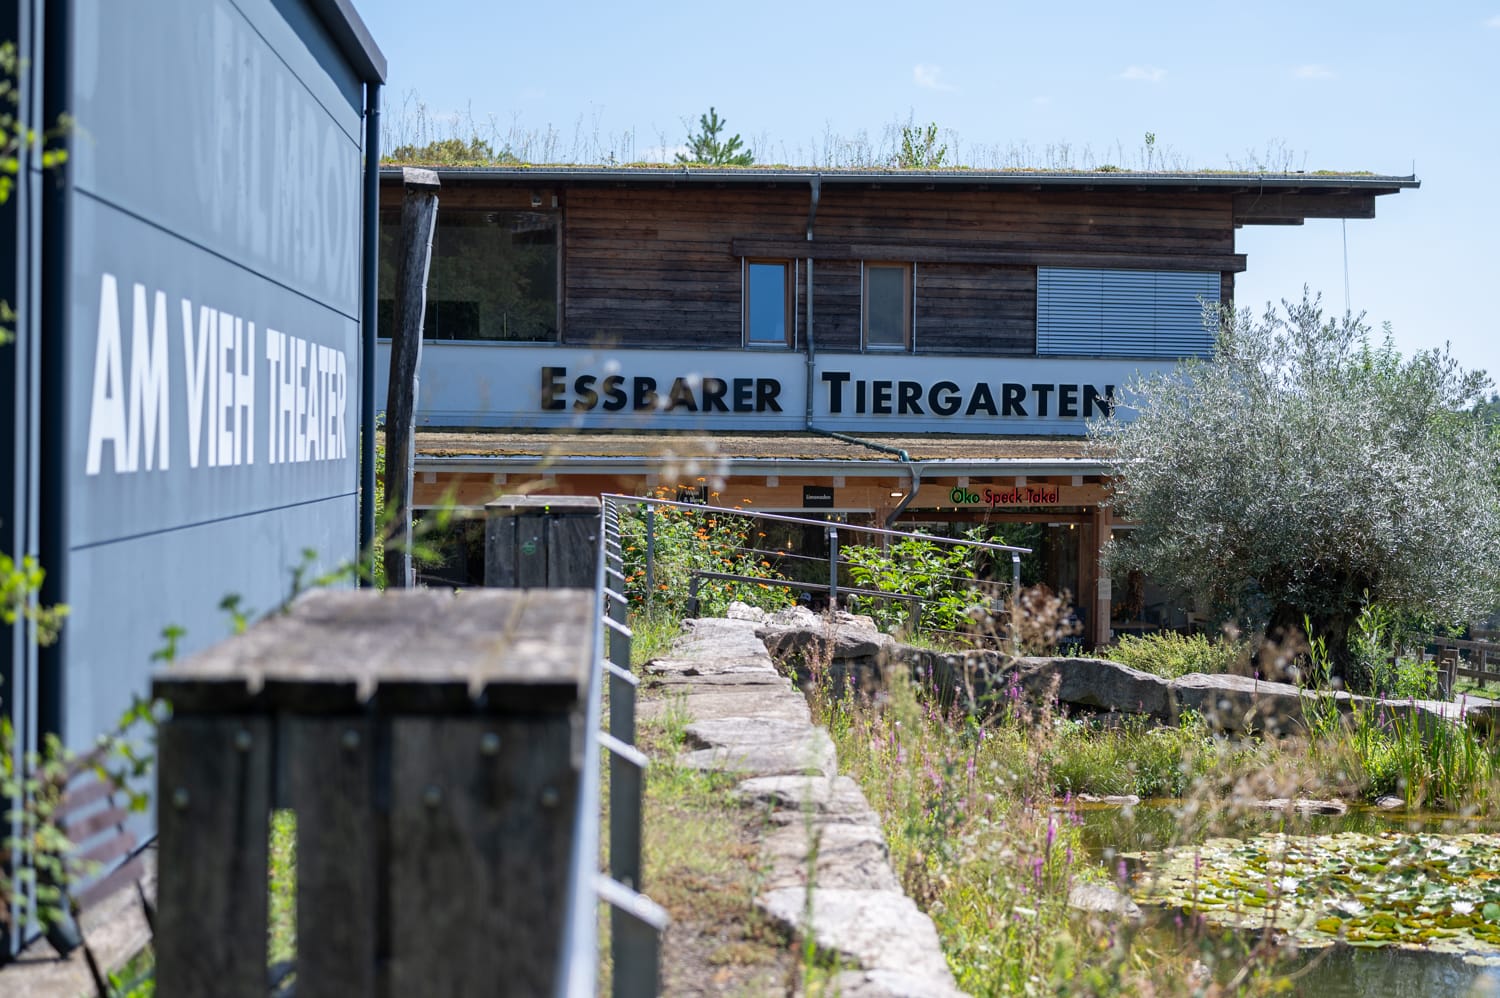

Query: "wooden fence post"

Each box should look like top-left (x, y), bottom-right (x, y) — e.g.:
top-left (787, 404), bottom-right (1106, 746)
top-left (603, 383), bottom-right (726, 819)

top-left (153, 588), bottom-right (594, 997)
top-left (383, 167), bottom-right (440, 589)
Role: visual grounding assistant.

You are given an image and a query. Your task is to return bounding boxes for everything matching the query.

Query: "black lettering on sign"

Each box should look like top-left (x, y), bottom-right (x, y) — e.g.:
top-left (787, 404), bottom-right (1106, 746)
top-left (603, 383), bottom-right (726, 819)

top-left (1058, 383), bottom-right (1078, 418)
top-left (1084, 384), bottom-right (1115, 417)
top-left (821, 371), bottom-right (850, 414)
top-left (601, 375), bottom-right (627, 411)
top-left (966, 382), bottom-right (997, 416)
top-left (667, 377), bottom-right (698, 411)
top-left (702, 377), bottom-right (729, 412)
top-left (572, 374), bottom-right (598, 411)
top-left (929, 381), bottom-right (960, 416)
top-left (1031, 383), bottom-right (1055, 417)
top-left (633, 376), bottom-right (658, 410)
top-left (733, 378), bottom-right (754, 412)
top-left (871, 380), bottom-right (892, 415)
top-left (1002, 382), bottom-right (1026, 417)
top-left (756, 379), bottom-right (782, 412)
top-left (541, 366), bottom-right (567, 411)
top-left (898, 381), bottom-right (922, 415)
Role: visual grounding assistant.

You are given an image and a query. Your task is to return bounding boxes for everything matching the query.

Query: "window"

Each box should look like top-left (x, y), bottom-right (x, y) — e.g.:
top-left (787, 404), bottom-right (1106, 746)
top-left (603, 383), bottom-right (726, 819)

top-left (863, 263), bottom-right (911, 349)
top-left (379, 208), bottom-right (559, 342)
top-left (1036, 268), bottom-right (1219, 358)
top-left (744, 260), bottom-right (791, 347)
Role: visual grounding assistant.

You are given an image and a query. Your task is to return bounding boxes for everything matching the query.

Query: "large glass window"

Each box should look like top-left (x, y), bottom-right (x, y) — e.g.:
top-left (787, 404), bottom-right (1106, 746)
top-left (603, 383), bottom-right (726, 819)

top-left (863, 263), bottom-right (911, 349)
top-left (745, 260), bottom-right (791, 347)
top-left (379, 209), bottom-right (559, 341)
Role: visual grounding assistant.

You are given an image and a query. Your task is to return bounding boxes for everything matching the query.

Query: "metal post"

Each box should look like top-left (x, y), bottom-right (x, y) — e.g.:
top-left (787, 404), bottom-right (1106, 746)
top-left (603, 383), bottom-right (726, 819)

top-left (687, 574), bottom-right (700, 618)
top-left (645, 508), bottom-right (656, 608)
top-left (827, 524), bottom-right (839, 610)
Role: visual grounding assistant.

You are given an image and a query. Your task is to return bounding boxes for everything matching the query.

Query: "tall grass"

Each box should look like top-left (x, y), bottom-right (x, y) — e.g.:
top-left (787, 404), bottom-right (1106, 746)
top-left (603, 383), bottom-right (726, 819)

top-left (814, 665), bottom-right (1288, 995)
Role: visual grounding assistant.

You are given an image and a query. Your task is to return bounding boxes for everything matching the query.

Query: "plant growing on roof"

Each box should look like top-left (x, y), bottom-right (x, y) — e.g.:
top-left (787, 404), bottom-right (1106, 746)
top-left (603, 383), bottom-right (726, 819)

top-left (1089, 292), bottom-right (1500, 686)
top-left (675, 107), bottom-right (754, 167)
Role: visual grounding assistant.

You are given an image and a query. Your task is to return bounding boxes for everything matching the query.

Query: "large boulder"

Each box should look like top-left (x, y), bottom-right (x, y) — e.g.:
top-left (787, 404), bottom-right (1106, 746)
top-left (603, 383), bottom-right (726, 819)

top-left (1169, 672), bottom-right (1317, 735)
top-left (1011, 656), bottom-right (1173, 719)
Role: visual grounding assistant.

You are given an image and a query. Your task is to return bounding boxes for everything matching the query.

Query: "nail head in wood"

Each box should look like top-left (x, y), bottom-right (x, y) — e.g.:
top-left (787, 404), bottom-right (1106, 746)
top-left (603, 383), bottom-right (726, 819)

top-left (480, 732), bottom-right (501, 756)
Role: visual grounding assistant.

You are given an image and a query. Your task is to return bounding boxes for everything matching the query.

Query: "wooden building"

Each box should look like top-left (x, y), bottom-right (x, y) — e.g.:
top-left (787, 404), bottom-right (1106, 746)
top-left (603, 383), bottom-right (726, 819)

top-left (376, 166), bottom-right (1414, 644)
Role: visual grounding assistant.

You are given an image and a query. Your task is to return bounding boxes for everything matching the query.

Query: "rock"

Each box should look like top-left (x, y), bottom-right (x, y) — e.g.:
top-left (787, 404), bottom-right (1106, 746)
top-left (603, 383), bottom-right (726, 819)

top-left (757, 886), bottom-right (957, 988)
top-left (725, 600), bottom-right (769, 623)
top-left (1068, 882), bottom-right (1143, 921)
top-left (1375, 795), bottom-right (1406, 810)
top-left (734, 775), bottom-right (873, 818)
top-left (651, 687), bottom-right (809, 725)
top-left (759, 613), bottom-right (892, 664)
top-left (678, 717), bottom-right (837, 778)
top-left (1075, 794), bottom-right (1141, 806)
top-left (1251, 798), bottom-right (1348, 816)
top-left (761, 822), bottom-right (900, 893)
top-left (1169, 672), bottom-right (1315, 735)
top-left (828, 969), bottom-right (969, 998)
top-left (1014, 656), bottom-right (1173, 718)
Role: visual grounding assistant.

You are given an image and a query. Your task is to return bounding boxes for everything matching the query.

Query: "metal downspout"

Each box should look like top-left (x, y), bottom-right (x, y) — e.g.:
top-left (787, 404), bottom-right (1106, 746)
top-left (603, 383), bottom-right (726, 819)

top-left (811, 430), bottom-right (922, 527)
top-left (359, 83), bottom-right (381, 582)
top-left (802, 176), bottom-right (820, 430)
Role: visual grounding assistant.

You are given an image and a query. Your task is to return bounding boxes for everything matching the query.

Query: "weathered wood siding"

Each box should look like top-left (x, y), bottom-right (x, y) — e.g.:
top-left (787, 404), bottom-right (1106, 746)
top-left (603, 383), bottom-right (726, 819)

top-left (915, 263), bottom-right (1035, 354)
top-left (385, 181), bottom-right (1238, 355)
top-left (811, 188), bottom-right (1234, 255)
top-left (564, 188), bottom-right (805, 348)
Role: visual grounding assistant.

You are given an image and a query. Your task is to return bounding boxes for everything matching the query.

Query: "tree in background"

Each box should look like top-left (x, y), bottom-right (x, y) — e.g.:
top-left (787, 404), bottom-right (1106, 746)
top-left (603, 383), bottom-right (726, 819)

top-left (675, 107), bottom-right (754, 166)
top-left (1090, 293), bottom-right (1500, 687)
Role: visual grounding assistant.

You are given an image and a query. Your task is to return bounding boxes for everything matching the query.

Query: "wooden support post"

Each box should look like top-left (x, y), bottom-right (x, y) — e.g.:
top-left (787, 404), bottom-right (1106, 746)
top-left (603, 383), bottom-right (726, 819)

top-left (153, 589), bottom-right (595, 997)
top-left (383, 167), bottom-right (440, 589)
top-left (485, 495), bottom-right (601, 588)
top-left (1090, 504), bottom-right (1113, 648)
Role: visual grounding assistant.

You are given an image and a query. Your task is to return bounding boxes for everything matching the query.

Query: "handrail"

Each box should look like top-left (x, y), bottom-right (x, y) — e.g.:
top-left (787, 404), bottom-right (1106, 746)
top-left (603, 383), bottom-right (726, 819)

top-left (600, 492), bottom-right (1031, 555)
top-left (556, 496), bottom-right (667, 996)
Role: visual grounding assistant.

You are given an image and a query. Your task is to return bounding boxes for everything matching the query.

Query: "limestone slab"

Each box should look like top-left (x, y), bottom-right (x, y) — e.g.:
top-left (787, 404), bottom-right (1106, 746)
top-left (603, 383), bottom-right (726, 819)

top-left (762, 822), bottom-right (900, 893)
top-left (757, 886), bottom-right (957, 987)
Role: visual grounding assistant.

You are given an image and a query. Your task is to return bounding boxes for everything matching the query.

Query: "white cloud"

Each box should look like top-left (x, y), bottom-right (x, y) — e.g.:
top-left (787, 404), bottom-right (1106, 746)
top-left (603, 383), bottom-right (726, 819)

top-left (1293, 64), bottom-right (1336, 79)
top-left (1119, 65), bottom-right (1166, 83)
top-left (913, 64), bottom-right (957, 92)
top-left (1487, 14), bottom-right (1500, 27)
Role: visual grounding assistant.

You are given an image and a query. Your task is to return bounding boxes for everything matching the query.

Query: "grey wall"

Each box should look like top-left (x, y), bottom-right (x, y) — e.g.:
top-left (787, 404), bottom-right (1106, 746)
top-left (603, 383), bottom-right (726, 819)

top-left (57, 0), bottom-right (365, 748)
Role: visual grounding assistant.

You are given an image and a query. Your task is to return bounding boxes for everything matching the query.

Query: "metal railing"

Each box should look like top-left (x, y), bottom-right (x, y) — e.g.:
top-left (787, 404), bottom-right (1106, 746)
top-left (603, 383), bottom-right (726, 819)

top-left (604, 493), bottom-right (1031, 635)
top-left (557, 497), bottom-right (667, 996)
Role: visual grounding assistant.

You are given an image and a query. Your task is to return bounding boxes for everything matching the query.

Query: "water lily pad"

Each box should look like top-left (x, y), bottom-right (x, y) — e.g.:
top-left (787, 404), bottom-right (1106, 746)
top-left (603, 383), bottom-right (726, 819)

top-left (1131, 831), bottom-right (1500, 955)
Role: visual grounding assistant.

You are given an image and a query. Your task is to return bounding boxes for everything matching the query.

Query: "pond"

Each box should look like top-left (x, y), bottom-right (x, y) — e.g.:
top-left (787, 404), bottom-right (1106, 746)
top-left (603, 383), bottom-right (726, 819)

top-left (1073, 800), bottom-right (1500, 997)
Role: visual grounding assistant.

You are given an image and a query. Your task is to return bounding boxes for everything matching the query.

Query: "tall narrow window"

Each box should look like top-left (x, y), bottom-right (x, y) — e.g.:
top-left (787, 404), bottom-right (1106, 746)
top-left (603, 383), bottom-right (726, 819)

top-left (863, 263), bottom-right (911, 349)
top-left (745, 260), bottom-right (791, 347)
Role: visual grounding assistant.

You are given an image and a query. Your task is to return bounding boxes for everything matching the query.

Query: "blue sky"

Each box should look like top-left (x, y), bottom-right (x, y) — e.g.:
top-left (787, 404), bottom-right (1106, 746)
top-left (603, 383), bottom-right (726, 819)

top-left (353, 0), bottom-right (1499, 386)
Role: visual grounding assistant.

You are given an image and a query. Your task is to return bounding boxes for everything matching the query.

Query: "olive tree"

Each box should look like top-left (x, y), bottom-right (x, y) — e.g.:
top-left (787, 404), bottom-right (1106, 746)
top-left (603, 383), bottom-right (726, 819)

top-left (1089, 293), bottom-right (1500, 684)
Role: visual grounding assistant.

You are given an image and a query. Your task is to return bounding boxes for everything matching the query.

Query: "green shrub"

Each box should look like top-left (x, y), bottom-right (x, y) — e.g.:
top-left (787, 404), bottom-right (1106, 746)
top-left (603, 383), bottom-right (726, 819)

top-left (1104, 631), bottom-right (1247, 679)
top-left (620, 496), bottom-right (794, 618)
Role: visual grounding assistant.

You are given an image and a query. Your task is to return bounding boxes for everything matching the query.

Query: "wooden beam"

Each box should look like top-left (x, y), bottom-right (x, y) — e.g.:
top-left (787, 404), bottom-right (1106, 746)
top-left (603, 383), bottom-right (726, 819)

top-left (1232, 192), bottom-right (1375, 223)
top-left (384, 169), bottom-right (441, 588)
top-left (729, 237), bottom-right (1247, 273)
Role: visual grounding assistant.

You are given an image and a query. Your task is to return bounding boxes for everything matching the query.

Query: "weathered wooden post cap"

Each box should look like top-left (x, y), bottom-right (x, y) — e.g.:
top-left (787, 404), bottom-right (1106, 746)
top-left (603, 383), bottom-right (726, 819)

top-left (151, 588), bottom-right (594, 714)
top-left (401, 166), bottom-right (440, 190)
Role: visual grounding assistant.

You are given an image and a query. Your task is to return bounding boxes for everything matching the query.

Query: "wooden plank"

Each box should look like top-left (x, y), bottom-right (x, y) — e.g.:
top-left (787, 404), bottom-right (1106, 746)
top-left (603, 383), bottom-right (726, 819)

top-left (483, 511), bottom-right (518, 587)
top-left (1232, 192), bottom-right (1375, 222)
top-left (62, 804), bottom-right (130, 844)
top-left (155, 716), bottom-right (271, 998)
top-left (162, 590), bottom-right (594, 714)
top-left (285, 717), bottom-right (377, 998)
top-left (729, 237), bottom-right (1247, 272)
top-left (547, 510), bottom-right (599, 587)
top-left (73, 854), bottom-right (146, 912)
top-left (387, 716), bottom-right (578, 997)
top-left (385, 170), bottom-right (442, 589)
